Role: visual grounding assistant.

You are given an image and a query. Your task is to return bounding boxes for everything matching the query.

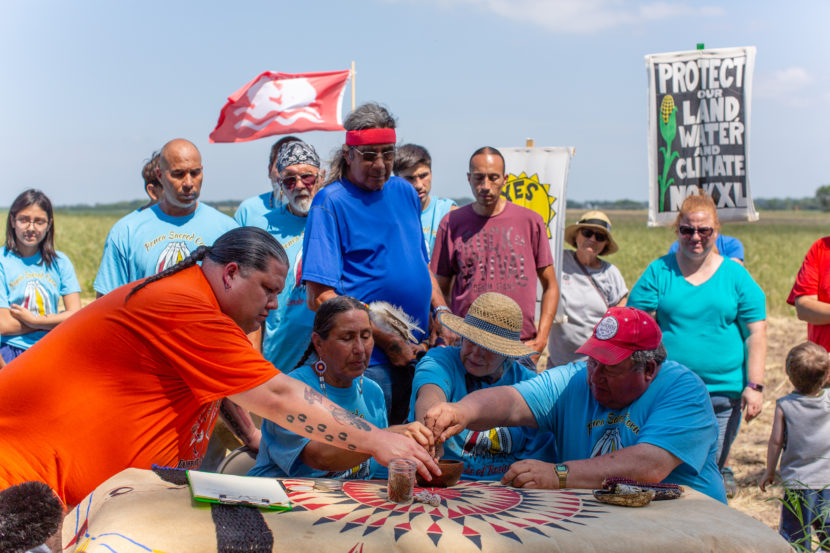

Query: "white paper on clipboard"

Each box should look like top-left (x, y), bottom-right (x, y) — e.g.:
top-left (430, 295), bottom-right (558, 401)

top-left (187, 470), bottom-right (292, 511)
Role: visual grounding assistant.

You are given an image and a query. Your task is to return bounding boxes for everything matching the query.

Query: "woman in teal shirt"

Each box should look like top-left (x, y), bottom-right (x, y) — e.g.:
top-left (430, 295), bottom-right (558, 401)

top-left (628, 193), bottom-right (766, 495)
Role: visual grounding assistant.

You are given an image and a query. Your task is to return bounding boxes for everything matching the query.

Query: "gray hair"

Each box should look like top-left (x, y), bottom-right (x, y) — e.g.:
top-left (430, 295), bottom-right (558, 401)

top-left (630, 343), bottom-right (667, 370)
top-left (326, 102), bottom-right (397, 185)
top-left (295, 296), bottom-right (370, 369)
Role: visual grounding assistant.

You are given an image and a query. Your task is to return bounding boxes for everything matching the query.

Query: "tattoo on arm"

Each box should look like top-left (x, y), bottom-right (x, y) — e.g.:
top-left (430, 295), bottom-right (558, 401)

top-left (304, 387), bottom-right (324, 405)
top-left (329, 404), bottom-right (372, 431)
top-left (284, 411), bottom-right (366, 454)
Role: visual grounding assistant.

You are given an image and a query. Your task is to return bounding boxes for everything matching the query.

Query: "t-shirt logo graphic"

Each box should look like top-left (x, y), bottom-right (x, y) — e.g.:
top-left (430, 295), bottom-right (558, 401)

top-left (21, 279), bottom-right (53, 316)
top-left (329, 459), bottom-right (372, 480)
top-left (590, 427), bottom-right (622, 457)
top-left (294, 251), bottom-right (303, 290)
top-left (462, 427), bottom-right (514, 458)
top-left (595, 316), bottom-right (619, 340)
top-left (156, 242), bottom-right (191, 273)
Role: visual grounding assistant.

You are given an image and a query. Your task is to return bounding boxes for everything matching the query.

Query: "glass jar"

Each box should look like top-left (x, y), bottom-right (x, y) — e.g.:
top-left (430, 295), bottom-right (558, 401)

top-left (387, 458), bottom-right (416, 503)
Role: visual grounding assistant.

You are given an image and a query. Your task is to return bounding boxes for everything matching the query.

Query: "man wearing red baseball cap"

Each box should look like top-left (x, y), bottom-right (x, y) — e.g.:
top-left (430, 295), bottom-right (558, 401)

top-left (425, 306), bottom-right (726, 502)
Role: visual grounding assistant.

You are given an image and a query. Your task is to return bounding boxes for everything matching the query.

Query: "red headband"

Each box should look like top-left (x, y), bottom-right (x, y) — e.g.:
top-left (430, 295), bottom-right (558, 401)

top-left (345, 128), bottom-right (396, 146)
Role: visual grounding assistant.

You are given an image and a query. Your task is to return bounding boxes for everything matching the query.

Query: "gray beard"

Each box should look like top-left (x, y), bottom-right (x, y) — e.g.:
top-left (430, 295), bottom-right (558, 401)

top-left (288, 196), bottom-right (311, 216)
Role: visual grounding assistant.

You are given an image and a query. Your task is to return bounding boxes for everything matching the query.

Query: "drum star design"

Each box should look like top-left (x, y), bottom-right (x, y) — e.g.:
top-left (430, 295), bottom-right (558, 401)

top-left (282, 479), bottom-right (604, 550)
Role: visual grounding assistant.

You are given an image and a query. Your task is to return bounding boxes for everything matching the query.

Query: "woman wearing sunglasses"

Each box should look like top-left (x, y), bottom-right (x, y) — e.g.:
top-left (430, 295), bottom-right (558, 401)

top-left (628, 192), bottom-right (766, 498)
top-left (547, 211), bottom-right (628, 368)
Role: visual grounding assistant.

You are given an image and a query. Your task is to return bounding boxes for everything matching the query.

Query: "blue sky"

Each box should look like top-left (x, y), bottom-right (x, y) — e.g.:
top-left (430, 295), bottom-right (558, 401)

top-left (1, 0), bottom-right (827, 207)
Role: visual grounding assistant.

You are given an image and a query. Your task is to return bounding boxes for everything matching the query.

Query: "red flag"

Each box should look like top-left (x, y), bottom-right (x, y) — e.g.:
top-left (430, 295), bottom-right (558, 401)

top-left (209, 70), bottom-right (350, 143)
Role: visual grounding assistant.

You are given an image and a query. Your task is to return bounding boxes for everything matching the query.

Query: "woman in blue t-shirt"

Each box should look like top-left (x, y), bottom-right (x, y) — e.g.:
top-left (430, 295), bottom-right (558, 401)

top-left (628, 192), bottom-right (766, 496)
top-left (250, 296), bottom-right (433, 478)
top-left (0, 189), bottom-right (81, 364)
top-left (410, 293), bottom-right (556, 480)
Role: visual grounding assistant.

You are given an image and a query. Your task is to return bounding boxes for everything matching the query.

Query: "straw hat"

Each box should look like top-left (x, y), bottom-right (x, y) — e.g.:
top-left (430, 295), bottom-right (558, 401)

top-left (437, 293), bottom-right (535, 358)
top-left (563, 210), bottom-right (619, 255)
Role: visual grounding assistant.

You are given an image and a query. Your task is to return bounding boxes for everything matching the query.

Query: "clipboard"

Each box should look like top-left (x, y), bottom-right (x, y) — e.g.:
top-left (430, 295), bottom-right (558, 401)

top-left (187, 470), bottom-right (292, 511)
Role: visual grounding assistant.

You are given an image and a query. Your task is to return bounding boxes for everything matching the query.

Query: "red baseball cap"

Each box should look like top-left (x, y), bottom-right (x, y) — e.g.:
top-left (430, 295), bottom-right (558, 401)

top-left (575, 307), bottom-right (662, 365)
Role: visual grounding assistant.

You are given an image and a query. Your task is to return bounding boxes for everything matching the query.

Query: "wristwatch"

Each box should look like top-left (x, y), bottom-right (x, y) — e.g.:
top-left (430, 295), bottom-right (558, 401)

top-left (554, 464), bottom-right (569, 489)
top-left (746, 382), bottom-right (764, 392)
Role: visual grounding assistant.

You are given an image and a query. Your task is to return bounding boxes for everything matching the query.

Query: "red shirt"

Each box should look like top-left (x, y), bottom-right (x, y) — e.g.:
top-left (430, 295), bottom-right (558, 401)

top-left (787, 237), bottom-right (830, 351)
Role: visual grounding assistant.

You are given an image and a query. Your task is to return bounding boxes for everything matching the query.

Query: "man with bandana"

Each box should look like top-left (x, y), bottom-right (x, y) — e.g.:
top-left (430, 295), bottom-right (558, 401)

top-left (94, 139), bottom-right (237, 297)
top-left (235, 137), bottom-right (321, 372)
top-left (302, 103), bottom-right (455, 425)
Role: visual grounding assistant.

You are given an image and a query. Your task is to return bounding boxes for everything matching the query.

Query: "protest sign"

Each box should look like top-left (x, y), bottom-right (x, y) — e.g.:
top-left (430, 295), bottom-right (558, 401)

top-left (500, 146), bottom-right (573, 306)
top-left (646, 47), bottom-right (757, 226)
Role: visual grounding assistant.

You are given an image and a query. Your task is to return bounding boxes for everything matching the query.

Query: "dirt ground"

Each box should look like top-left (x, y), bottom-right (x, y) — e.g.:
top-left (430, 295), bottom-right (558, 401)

top-left (728, 315), bottom-right (808, 530)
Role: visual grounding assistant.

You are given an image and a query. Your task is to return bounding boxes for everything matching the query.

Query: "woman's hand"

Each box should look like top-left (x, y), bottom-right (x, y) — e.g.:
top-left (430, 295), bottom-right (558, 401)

top-left (8, 304), bottom-right (39, 329)
top-left (741, 386), bottom-right (763, 422)
top-left (424, 402), bottom-right (468, 444)
top-left (388, 422), bottom-right (436, 457)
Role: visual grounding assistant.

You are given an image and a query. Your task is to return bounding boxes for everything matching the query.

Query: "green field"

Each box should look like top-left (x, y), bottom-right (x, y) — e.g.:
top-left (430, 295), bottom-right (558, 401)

top-left (3, 208), bottom-right (828, 316)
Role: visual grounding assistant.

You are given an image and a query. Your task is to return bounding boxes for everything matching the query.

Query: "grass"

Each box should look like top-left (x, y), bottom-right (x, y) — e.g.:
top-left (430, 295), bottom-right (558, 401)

top-left (1, 207), bottom-right (827, 310)
top-left (567, 209), bottom-right (830, 317)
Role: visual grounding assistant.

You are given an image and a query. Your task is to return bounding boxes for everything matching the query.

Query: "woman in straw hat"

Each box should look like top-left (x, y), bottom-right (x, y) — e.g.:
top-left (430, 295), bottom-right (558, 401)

top-left (547, 211), bottom-right (628, 368)
top-left (409, 293), bottom-right (555, 480)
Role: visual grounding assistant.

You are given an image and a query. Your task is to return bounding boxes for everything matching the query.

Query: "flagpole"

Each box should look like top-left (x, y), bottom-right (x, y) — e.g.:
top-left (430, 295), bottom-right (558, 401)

top-left (350, 61), bottom-right (356, 111)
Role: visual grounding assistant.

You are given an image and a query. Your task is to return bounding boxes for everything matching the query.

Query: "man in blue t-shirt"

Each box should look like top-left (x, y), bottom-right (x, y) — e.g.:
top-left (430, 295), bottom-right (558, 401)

top-left (302, 103), bottom-right (455, 424)
top-left (94, 139), bottom-right (238, 297)
top-left (392, 143), bottom-right (457, 258)
top-left (235, 138), bottom-right (320, 373)
top-left (425, 306), bottom-right (727, 502)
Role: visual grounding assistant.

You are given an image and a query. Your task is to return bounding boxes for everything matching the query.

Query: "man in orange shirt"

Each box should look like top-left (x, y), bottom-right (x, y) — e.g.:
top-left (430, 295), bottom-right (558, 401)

top-left (0, 227), bottom-right (438, 508)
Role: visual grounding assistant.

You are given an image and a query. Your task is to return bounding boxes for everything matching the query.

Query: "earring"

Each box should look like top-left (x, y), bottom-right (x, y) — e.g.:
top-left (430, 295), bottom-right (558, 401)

top-left (313, 359), bottom-right (327, 396)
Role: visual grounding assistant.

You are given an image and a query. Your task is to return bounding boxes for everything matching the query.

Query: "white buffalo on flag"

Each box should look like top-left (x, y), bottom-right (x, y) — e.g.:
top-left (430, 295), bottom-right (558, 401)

top-left (209, 70), bottom-right (350, 143)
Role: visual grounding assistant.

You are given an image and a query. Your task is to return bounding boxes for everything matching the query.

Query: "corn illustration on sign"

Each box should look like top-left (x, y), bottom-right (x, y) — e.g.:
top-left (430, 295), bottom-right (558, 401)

top-left (645, 46), bottom-right (759, 226)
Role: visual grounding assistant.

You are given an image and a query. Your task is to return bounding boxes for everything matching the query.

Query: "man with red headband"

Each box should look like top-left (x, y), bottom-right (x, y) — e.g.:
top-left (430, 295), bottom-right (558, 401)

top-left (425, 306), bottom-right (727, 502)
top-left (301, 103), bottom-right (454, 425)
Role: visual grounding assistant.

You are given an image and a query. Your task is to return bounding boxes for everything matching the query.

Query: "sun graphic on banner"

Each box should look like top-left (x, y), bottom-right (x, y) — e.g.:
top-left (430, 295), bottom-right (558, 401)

top-left (501, 173), bottom-right (556, 238)
top-left (282, 479), bottom-right (603, 551)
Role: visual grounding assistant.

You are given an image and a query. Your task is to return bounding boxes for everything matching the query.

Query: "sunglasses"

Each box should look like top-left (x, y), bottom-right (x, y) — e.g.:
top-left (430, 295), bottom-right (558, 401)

top-left (580, 228), bottom-right (608, 242)
top-left (280, 173), bottom-right (318, 189)
top-left (350, 147), bottom-right (396, 163)
top-left (678, 225), bottom-right (714, 238)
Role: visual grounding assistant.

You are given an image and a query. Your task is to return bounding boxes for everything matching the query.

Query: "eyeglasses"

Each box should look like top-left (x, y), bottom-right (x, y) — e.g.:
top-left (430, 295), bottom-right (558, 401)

top-left (678, 225), bottom-right (714, 238)
top-left (14, 217), bottom-right (49, 229)
top-left (350, 147), bottom-right (396, 163)
top-left (580, 228), bottom-right (607, 242)
top-left (280, 173), bottom-right (318, 189)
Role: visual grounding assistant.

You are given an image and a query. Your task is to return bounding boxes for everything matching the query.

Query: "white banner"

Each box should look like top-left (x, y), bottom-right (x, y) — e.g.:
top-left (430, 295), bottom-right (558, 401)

top-left (499, 146), bottom-right (573, 310)
top-left (645, 46), bottom-right (758, 226)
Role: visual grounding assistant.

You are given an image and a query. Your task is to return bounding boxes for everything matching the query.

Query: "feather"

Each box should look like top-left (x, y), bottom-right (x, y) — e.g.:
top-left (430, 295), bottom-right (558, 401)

top-left (368, 301), bottom-right (423, 344)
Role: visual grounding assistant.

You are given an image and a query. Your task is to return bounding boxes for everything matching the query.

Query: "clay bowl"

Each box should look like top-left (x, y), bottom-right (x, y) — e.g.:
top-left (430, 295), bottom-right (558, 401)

top-left (416, 459), bottom-right (464, 488)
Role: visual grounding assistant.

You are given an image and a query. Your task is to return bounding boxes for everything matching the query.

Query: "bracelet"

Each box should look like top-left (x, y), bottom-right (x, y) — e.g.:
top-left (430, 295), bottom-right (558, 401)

top-left (746, 382), bottom-right (764, 392)
top-left (432, 305), bottom-right (451, 317)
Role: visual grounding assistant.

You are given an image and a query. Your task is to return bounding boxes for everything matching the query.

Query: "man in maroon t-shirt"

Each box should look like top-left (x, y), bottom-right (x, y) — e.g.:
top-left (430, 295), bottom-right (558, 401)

top-left (431, 146), bottom-right (559, 356)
